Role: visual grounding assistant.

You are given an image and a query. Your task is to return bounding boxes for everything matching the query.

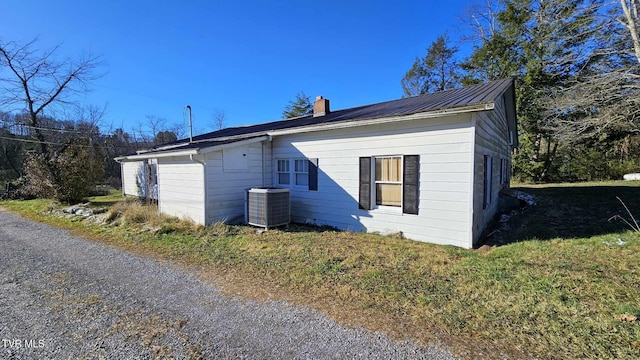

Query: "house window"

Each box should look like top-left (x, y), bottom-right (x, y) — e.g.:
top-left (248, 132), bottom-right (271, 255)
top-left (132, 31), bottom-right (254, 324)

top-left (500, 158), bottom-right (508, 185)
top-left (277, 159), bottom-right (290, 185)
top-left (375, 156), bottom-right (402, 207)
top-left (294, 159), bottom-right (309, 186)
top-left (276, 158), bottom-right (318, 190)
top-left (359, 155), bottom-right (419, 214)
top-left (484, 155), bottom-right (493, 209)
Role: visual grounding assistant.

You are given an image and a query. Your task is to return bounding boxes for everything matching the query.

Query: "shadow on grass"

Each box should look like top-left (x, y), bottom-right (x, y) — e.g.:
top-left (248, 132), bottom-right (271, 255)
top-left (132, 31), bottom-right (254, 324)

top-left (277, 222), bottom-right (342, 234)
top-left (488, 183), bottom-right (640, 245)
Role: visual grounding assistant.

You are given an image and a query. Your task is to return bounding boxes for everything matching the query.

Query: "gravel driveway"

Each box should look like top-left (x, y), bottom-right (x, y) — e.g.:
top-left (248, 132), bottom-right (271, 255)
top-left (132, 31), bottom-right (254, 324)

top-left (0, 209), bottom-right (458, 359)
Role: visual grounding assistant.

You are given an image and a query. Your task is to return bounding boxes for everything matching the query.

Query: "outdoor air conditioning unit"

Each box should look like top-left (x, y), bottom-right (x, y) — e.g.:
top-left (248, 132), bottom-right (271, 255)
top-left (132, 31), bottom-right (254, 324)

top-left (245, 188), bottom-right (290, 228)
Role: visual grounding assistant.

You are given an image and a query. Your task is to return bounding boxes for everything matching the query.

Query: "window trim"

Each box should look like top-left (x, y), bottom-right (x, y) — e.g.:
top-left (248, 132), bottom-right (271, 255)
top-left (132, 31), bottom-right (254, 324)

top-left (358, 155), bottom-right (420, 215)
top-left (294, 159), bottom-right (309, 187)
top-left (372, 155), bottom-right (403, 209)
top-left (275, 158), bottom-right (317, 191)
top-left (483, 155), bottom-right (493, 209)
top-left (500, 158), bottom-right (508, 185)
top-left (276, 159), bottom-right (290, 186)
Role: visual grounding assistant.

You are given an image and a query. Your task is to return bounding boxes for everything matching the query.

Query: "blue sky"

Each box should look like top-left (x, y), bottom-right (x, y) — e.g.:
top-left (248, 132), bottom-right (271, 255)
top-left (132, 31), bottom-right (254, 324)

top-left (1, 0), bottom-right (475, 137)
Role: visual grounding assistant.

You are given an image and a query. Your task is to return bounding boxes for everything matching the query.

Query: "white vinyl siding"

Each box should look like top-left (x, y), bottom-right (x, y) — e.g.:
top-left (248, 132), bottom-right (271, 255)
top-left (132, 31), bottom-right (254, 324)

top-left (272, 113), bottom-right (475, 248)
top-left (472, 94), bottom-right (512, 247)
top-left (205, 141), bottom-right (269, 224)
top-left (157, 156), bottom-right (205, 224)
top-left (121, 160), bottom-right (157, 199)
top-left (121, 161), bottom-right (144, 197)
top-left (223, 145), bottom-right (249, 172)
top-left (155, 141), bottom-right (270, 226)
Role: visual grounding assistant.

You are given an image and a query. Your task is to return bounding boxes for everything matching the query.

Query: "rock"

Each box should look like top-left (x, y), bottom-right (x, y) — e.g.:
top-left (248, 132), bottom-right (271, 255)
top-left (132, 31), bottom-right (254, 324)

top-left (477, 245), bottom-right (494, 252)
top-left (75, 208), bottom-right (93, 216)
top-left (617, 313), bottom-right (637, 322)
top-left (63, 206), bottom-right (79, 214)
top-left (623, 173), bottom-right (640, 181)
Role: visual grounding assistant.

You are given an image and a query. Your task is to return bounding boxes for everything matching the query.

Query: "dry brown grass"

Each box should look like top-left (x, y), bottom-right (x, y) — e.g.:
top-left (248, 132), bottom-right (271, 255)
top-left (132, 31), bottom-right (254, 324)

top-left (107, 201), bottom-right (202, 234)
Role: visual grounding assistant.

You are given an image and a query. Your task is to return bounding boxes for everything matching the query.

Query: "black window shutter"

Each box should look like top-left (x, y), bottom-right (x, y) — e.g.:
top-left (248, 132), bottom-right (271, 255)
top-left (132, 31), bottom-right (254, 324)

top-left (403, 155), bottom-right (420, 215)
top-left (359, 157), bottom-right (371, 210)
top-left (308, 158), bottom-right (318, 191)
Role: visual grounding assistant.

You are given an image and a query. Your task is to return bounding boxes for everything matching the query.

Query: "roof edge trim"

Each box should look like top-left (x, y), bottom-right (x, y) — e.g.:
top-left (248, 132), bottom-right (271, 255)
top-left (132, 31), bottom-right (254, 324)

top-left (115, 135), bottom-right (271, 161)
top-left (267, 102), bottom-right (492, 137)
top-left (197, 135), bottom-right (271, 155)
top-left (119, 148), bottom-right (200, 161)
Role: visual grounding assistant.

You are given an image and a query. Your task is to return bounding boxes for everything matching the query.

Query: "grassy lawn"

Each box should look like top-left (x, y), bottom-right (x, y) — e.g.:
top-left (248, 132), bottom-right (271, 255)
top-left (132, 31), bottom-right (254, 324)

top-left (2, 183), bottom-right (640, 359)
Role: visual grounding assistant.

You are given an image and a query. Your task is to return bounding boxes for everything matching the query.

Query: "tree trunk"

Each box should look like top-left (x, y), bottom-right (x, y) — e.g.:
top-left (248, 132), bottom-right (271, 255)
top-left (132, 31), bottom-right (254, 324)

top-left (621, 0), bottom-right (640, 63)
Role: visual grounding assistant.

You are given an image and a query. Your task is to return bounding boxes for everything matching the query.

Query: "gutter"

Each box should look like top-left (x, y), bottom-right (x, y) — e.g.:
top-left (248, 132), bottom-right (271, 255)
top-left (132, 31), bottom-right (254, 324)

top-left (153, 133), bottom-right (270, 151)
top-left (120, 148), bottom-right (200, 161)
top-left (261, 135), bottom-right (272, 187)
top-left (116, 136), bottom-right (270, 161)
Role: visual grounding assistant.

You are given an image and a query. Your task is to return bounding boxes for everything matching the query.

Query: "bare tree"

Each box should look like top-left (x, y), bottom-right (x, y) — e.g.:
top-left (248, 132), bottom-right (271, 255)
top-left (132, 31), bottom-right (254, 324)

top-left (213, 110), bottom-right (226, 130)
top-left (543, 1), bottom-right (640, 143)
top-left (136, 115), bottom-right (182, 146)
top-left (0, 39), bottom-right (102, 161)
top-left (136, 115), bottom-right (165, 145)
top-left (459, 0), bottom-right (504, 43)
top-left (620, 0), bottom-right (640, 63)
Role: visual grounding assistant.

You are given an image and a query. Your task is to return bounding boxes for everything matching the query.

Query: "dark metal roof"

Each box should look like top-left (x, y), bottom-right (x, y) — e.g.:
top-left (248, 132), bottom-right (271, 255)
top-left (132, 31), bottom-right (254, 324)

top-left (143, 78), bottom-right (515, 155)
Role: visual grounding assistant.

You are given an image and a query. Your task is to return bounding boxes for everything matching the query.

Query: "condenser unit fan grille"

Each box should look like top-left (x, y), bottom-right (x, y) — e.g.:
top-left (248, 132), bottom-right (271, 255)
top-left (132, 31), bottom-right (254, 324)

top-left (246, 188), bottom-right (290, 228)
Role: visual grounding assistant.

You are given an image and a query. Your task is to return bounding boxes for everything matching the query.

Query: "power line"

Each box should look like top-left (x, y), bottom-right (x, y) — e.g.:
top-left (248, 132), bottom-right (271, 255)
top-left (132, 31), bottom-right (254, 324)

top-left (0, 135), bottom-right (151, 152)
top-left (0, 135), bottom-right (81, 147)
top-left (0, 122), bottom-right (91, 134)
top-left (0, 120), bottom-right (171, 137)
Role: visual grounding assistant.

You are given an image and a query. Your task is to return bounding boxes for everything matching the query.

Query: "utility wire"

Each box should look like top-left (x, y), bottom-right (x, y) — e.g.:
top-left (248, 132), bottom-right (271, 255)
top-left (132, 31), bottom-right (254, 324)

top-left (1, 121), bottom-right (101, 134)
top-left (0, 135), bottom-right (82, 147)
top-left (0, 135), bottom-right (151, 151)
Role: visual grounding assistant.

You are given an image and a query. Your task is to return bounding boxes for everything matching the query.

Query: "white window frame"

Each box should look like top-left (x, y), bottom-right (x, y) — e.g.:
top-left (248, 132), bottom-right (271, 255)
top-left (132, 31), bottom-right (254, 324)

top-left (276, 159), bottom-right (290, 186)
top-left (276, 158), bottom-right (310, 190)
top-left (484, 155), bottom-right (493, 208)
top-left (294, 159), bottom-right (309, 187)
top-left (372, 155), bottom-right (403, 210)
top-left (500, 158), bottom-right (510, 185)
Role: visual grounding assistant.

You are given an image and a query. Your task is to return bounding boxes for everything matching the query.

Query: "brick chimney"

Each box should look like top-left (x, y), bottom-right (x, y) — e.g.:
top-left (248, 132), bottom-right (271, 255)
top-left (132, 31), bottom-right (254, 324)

top-left (313, 96), bottom-right (330, 117)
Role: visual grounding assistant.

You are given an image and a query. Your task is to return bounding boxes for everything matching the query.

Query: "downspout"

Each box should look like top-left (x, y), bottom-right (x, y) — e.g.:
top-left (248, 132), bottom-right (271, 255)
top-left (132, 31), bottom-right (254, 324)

top-left (262, 136), bottom-right (273, 187)
top-left (189, 154), bottom-right (207, 224)
top-left (114, 158), bottom-right (125, 196)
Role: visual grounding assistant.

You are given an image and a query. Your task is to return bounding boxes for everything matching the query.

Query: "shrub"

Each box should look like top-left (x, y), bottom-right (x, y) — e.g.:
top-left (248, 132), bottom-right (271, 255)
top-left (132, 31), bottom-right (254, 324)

top-left (21, 140), bottom-right (105, 204)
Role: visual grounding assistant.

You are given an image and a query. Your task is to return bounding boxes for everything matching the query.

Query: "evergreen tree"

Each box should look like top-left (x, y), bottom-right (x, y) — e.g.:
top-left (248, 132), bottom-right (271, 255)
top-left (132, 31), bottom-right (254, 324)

top-left (401, 34), bottom-right (460, 97)
top-left (401, 58), bottom-right (427, 97)
top-left (282, 92), bottom-right (313, 118)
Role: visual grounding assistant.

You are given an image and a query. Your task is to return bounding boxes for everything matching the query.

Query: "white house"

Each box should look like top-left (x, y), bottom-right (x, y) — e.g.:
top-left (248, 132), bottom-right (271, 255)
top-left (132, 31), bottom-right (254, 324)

top-left (115, 78), bottom-right (517, 248)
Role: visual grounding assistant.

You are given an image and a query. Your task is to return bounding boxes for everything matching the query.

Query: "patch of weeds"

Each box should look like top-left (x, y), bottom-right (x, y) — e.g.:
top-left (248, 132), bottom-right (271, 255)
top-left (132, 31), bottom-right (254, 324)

top-left (609, 196), bottom-right (640, 232)
top-left (312, 257), bottom-right (346, 276)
